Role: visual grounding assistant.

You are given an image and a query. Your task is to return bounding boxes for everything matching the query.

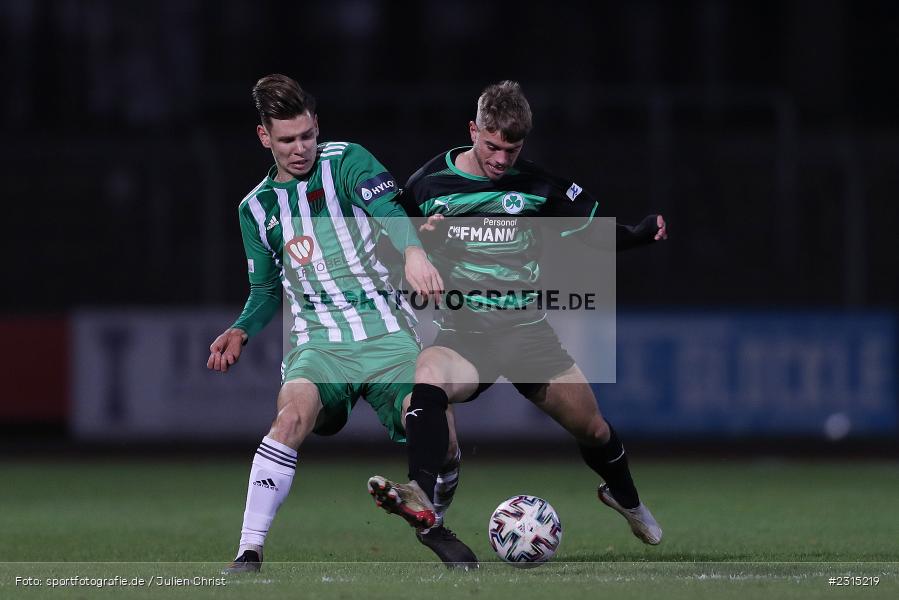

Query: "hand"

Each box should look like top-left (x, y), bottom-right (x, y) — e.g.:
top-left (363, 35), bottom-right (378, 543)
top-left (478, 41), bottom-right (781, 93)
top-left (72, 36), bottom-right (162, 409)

top-left (654, 214), bottom-right (668, 241)
top-left (419, 213), bottom-right (445, 233)
top-left (207, 328), bottom-right (247, 373)
top-left (404, 246), bottom-right (444, 298)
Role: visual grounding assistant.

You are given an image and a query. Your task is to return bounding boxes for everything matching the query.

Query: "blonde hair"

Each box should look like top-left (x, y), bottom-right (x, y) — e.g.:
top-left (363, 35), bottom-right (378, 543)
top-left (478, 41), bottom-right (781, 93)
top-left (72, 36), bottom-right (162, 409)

top-left (475, 80), bottom-right (533, 142)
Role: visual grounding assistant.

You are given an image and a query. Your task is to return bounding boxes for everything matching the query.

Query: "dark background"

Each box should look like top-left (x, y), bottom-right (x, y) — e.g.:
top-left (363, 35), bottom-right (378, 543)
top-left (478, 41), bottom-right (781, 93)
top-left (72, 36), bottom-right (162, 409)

top-left (2, 0), bottom-right (897, 311)
top-left (0, 0), bottom-right (896, 449)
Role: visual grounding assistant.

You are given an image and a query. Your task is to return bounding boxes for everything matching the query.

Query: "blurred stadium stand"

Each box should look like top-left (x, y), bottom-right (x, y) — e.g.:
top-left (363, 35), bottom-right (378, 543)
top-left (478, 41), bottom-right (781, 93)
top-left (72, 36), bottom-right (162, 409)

top-left (0, 0), bottom-right (896, 452)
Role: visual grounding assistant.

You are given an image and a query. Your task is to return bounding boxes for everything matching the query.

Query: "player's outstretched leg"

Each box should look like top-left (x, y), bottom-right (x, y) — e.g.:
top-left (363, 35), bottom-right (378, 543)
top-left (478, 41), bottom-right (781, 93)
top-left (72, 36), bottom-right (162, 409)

top-left (580, 421), bottom-right (662, 545)
top-left (369, 417), bottom-right (478, 568)
top-left (401, 350), bottom-right (479, 509)
top-left (366, 380), bottom-right (451, 530)
top-left (405, 383), bottom-right (451, 504)
top-left (370, 350), bottom-right (481, 567)
top-left (366, 382), bottom-right (451, 526)
top-left (368, 472), bottom-right (479, 569)
top-left (577, 418), bottom-right (662, 545)
top-left (529, 367), bottom-right (663, 545)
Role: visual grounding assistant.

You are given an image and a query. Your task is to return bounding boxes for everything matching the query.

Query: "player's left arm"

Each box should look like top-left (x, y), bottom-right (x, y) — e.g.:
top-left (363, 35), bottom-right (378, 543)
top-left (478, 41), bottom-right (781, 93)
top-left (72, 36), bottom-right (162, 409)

top-left (541, 175), bottom-right (667, 250)
top-left (340, 144), bottom-right (443, 294)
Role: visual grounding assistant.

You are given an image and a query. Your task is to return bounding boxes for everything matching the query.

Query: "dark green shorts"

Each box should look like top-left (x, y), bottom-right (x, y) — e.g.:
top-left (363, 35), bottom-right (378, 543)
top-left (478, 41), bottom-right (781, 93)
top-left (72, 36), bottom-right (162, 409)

top-left (280, 330), bottom-right (419, 442)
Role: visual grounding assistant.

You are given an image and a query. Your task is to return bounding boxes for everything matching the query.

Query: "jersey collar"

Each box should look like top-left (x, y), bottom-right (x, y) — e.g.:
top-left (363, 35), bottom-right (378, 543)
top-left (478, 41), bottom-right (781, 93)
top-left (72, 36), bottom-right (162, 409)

top-left (445, 147), bottom-right (489, 181)
top-left (265, 162), bottom-right (317, 188)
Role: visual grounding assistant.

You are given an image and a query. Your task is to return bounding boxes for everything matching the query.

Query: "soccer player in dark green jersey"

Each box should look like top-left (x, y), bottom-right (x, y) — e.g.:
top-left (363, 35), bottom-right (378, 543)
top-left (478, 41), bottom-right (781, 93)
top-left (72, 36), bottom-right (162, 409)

top-left (208, 75), bottom-right (476, 572)
top-left (369, 81), bottom-right (667, 547)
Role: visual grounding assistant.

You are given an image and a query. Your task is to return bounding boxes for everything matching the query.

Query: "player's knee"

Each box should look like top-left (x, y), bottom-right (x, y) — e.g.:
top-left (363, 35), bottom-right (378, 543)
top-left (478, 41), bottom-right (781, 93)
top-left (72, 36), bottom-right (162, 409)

top-left (414, 357), bottom-right (448, 387)
top-left (576, 415), bottom-right (610, 446)
top-left (270, 408), bottom-right (306, 444)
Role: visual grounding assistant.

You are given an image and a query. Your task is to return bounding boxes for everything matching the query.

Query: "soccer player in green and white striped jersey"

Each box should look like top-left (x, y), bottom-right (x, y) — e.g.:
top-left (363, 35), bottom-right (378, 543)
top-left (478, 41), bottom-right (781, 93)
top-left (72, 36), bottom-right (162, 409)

top-left (207, 75), bottom-right (476, 572)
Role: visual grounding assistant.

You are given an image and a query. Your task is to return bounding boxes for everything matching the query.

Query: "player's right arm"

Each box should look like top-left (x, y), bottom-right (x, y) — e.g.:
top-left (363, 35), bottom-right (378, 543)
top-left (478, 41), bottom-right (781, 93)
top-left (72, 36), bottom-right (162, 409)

top-left (208, 203), bottom-right (282, 373)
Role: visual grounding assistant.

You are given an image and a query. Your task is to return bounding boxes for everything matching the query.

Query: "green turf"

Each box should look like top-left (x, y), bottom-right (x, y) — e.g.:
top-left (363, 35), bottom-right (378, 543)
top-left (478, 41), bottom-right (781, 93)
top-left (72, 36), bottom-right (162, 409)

top-left (1, 459), bottom-right (897, 598)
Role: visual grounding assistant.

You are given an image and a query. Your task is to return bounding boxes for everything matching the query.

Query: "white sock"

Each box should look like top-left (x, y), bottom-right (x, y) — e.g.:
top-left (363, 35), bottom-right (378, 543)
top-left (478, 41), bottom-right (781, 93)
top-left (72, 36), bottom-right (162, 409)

top-left (237, 436), bottom-right (298, 554)
top-left (432, 447), bottom-right (462, 527)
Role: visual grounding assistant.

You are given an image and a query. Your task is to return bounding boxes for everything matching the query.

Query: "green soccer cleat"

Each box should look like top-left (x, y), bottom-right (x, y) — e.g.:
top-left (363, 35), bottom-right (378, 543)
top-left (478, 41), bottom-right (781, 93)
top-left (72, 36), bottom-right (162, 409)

top-left (221, 548), bottom-right (262, 574)
top-left (416, 525), bottom-right (479, 570)
top-left (598, 483), bottom-right (663, 545)
top-left (368, 475), bottom-right (437, 529)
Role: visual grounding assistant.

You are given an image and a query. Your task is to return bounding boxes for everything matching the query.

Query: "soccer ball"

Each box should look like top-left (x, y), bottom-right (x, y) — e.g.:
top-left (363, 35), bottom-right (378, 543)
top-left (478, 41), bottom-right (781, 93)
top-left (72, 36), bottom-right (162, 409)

top-left (488, 495), bottom-right (562, 567)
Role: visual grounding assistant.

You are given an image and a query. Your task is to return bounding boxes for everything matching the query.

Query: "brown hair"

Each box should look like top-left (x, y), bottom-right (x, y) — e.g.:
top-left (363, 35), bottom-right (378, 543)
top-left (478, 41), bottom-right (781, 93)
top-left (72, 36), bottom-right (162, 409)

top-left (252, 74), bottom-right (317, 128)
top-left (475, 80), bottom-right (533, 142)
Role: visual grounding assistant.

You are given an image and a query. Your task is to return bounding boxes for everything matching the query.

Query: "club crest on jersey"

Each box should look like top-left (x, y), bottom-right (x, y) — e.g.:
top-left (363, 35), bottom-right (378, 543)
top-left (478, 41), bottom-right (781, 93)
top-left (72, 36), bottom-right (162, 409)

top-left (286, 235), bottom-right (315, 266)
top-left (356, 172), bottom-right (396, 204)
top-left (502, 192), bottom-right (525, 214)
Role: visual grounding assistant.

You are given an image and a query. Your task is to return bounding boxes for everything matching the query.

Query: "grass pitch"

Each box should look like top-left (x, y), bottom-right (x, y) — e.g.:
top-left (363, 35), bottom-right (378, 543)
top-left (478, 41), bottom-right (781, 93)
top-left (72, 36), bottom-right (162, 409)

top-left (1, 457), bottom-right (897, 599)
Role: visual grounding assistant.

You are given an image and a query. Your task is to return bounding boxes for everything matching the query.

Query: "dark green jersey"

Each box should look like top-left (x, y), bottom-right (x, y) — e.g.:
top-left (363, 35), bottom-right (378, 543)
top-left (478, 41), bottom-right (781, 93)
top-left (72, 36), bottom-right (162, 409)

top-left (400, 147), bottom-right (599, 320)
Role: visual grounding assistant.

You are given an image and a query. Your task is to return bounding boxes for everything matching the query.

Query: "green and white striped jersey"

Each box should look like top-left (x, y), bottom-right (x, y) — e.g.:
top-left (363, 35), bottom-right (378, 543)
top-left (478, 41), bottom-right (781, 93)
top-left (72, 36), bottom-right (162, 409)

top-left (235, 141), bottom-right (416, 347)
